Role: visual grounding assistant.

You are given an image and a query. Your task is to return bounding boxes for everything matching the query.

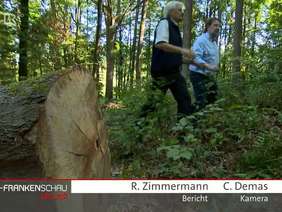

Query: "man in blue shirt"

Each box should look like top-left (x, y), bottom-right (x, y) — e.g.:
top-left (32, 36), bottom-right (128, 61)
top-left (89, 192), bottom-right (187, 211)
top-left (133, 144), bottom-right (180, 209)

top-left (189, 18), bottom-right (220, 110)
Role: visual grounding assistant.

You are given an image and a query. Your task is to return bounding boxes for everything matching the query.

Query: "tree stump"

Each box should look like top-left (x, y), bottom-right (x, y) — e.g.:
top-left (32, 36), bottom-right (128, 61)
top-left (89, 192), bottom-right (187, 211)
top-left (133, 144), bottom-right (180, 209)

top-left (0, 67), bottom-right (111, 178)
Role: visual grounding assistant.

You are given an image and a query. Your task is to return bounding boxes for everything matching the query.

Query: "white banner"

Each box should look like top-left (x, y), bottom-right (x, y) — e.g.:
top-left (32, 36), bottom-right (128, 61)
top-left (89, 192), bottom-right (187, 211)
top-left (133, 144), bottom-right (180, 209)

top-left (71, 180), bottom-right (282, 194)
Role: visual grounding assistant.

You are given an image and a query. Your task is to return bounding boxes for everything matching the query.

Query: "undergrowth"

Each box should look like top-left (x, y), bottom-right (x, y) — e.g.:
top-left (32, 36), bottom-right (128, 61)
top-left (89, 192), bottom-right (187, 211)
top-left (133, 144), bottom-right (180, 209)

top-left (105, 71), bottom-right (282, 178)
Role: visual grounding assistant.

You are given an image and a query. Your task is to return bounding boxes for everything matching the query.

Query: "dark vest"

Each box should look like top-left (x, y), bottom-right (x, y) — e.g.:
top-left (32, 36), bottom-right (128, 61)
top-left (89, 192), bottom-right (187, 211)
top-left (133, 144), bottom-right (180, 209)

top-left (151, 17), bottom-right (183, 78)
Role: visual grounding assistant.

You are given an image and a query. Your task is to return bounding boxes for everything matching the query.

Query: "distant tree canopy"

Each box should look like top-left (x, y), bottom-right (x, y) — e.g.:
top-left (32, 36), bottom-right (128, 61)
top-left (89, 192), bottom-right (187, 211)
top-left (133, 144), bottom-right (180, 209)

top-left (0, 0), bottom-right (281, 99)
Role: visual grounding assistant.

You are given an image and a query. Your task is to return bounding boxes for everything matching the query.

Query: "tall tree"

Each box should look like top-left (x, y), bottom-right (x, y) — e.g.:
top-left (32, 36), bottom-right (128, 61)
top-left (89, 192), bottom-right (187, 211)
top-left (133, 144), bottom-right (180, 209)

top-left (103, 0), bottom-right (135, 100)
top-left (92, 0), bottom-right (103, 80)
top-left (49, 0), bottom-right (61, 71)
top-left (205, 0), bottom-right (210, 19)
top-left (182, 0), bottom-right (193, 76)
top-left (19, 0), bottom-right (29, 81)
top-left (135, 0), bottom-right (148, 83)
top-left (104, 0), bottom-right (116, 100)
top-left (74, 0), bottom-right (82, 63)
top-left (217, 0), bottom-right (224, 67)
top-left (232, 0), bottom-right (244, 76)
top-left (63, 4), bottom-right (71, 67)
top-left (129, 0), bottom-right (141, 86)
top-left (251, 11), bottom-right (258, 57)
top-left (183, 0), bottom-right (193, 49)
top-left (116, 0), bottom-right (124, 95)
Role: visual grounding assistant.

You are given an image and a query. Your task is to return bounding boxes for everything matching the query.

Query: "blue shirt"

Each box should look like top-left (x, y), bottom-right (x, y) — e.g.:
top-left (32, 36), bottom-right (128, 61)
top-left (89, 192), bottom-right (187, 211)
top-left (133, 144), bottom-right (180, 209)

top-left (189, 32), bottom-right (219, 75)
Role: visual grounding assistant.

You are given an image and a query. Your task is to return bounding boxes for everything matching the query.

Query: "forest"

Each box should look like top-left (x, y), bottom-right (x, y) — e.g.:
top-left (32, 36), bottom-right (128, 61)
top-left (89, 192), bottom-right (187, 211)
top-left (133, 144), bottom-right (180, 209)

top-left (0, 0), bottom-right (281, 178)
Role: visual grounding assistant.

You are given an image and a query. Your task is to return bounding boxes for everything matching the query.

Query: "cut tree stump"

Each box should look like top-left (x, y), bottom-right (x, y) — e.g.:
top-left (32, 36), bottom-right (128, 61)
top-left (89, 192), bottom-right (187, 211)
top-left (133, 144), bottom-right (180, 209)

top-left (0, 66), bottom-right (111, 178)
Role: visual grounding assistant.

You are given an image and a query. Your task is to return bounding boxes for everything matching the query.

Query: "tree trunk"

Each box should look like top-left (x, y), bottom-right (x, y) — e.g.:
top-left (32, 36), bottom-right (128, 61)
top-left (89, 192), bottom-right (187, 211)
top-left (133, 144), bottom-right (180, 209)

top-left (117, 28), bottom-right (123, 94)
top-left (18, 0), bottom-right (29, 81)
top-left (205, 0), bottom-right (210, 20)
top-left (183, 0), bottom-right (193, 49)
top-left (63, 4), bottom-right (70, 67)
top-left (74, 0), bottom-right (82, 63)
top-left (251, 13), bottom-right (257, 57)
top-left (92, 0), bottom-right (103, 81)
top-left (103, 0), bottom-right (136, 99)
top-left (232, 0), bottom-right (244, 76)
top-left (0, 67), bottom-right (111, 178)
top-left (146, 18), bottom-right (152, 79)
top-left (126, 15), bottom-right (133, 87)
top-left (49, 0), bottom-right (61, 71)
top-left (218, 1), bottom-right (222, 68)
top-left (242, 4), bottom-right (247, 51)
top-left (104, 0), bottom-right (116, 100)
top-left (105, 22), bottom-right (115, 100)
top-left (182, 0), bottom-right (193, 77)
top-left (135, 0), bottom-right (148, 84)
top-left (115, 0), bottom-right (122, 95)
top-left (129, 0), bottom-right (141, 87)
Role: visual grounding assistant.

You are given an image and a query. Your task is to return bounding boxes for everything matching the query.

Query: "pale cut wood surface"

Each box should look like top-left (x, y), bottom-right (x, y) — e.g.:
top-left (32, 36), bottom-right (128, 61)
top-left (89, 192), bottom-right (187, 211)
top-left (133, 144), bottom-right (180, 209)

top-left (0, 67), bottom-right (111, 178)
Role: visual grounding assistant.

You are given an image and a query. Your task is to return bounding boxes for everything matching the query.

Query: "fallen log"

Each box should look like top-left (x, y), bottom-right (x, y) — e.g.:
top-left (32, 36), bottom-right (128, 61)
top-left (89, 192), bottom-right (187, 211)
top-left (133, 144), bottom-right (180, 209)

top-left (0, 67), bottom-right (111, 178)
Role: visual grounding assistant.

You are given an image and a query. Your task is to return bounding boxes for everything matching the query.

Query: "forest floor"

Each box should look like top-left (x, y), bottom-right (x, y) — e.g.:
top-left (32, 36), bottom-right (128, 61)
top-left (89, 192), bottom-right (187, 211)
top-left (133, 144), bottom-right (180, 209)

top-left (104, 75), bottom-right (282, 179)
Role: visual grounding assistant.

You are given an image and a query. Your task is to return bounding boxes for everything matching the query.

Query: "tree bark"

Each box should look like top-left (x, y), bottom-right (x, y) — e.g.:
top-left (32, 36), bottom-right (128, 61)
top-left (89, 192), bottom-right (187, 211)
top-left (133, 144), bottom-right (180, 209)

top-left (205, 0), bottom-right (210, 20)
top-left (126, 15), bottom-right (133, 87)
top-left (49, 0), bottom-right (61, 71)
top-left (129, 0), bottom-right (141, 86)
top-left (74, 0), bottom-right (82, 63)
top-left (116, 0), bottom-right (123, 95)
top-left (251, 13), bottom-right (257, 57)
top-left (92, 0), bottom-right (103, 81)
top-left (182, 0), bottom-right (193, 77)
top-left (135, 0), bottom-right (148, 84)
top-left (105, 16), bottom-right (115, 100)
top-left (18, 0), bottom-right (29, 81)
top-left (183, 0), bottom-right (193, 49)
top-left (103, 0), bottom-right (136, 100)
top-left (218, 1), bottom-right (222, 68)
top-left (63, 4), bottom-right (70, 67)
top-left (232, 0), bottom-right (244, 76)
top-left (0, 67), bottom-right (111, 178)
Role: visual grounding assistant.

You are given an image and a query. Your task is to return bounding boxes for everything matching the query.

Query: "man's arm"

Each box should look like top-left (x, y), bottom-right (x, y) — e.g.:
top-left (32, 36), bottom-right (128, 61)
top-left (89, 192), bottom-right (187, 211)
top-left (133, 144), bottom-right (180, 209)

top-left (154, 19), bottom-right (194, 60)
top-left (155, 43), bottom-right (194, 59)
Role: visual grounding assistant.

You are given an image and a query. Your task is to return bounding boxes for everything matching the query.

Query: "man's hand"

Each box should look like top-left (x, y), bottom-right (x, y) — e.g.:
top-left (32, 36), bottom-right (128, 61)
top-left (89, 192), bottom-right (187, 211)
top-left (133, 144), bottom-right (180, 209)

top-left (205, 64), bottom-right (218, 71)
top-left (182, 56), bottom-right (192, 64)
top-left (181, 49), bottom-right (195, 60)
top-left (192, 62), bottom-right (218, 71)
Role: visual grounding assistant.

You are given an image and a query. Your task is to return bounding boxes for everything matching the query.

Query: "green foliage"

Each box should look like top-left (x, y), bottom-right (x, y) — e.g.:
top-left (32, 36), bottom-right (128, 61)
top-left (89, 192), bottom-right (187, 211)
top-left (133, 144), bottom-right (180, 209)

top-left (6, 70), bottom-right (61, 96)
top-left (106, 71), bottom-right (282, 178)
top-left (0, 4), bottom-right (17, 84)
top-left (158, 145), bottom-right (193, 161)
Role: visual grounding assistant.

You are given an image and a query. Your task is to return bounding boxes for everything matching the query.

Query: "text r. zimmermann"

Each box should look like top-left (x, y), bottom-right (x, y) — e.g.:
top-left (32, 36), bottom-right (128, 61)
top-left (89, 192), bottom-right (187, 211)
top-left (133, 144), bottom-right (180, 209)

top-left (131, 182), bottom-right (208, 191)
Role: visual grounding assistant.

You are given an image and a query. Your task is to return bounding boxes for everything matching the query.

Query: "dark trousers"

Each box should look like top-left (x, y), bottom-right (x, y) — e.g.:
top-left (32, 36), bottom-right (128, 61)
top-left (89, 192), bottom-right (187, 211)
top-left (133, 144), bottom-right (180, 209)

top-left (190, 71), bottom-right (217, 110)
top-left (140, 73), bottom-right (194, 118)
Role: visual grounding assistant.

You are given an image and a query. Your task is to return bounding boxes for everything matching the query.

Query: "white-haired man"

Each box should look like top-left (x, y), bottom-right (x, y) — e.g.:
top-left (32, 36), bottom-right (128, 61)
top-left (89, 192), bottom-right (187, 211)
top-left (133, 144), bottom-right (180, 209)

top-left (141, 1), bottom-right (194, 119)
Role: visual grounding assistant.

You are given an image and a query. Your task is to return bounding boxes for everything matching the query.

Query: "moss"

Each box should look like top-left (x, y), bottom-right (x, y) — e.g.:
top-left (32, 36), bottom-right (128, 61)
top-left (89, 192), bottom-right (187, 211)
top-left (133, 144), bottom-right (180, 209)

top-left (6, 70), bottom-right (66, 96)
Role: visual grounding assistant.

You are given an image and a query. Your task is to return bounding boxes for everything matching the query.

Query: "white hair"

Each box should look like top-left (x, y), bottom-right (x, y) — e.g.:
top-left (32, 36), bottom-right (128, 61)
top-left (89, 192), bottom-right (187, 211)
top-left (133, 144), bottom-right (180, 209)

top-left (163, 1), bottom-right (185, 17)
